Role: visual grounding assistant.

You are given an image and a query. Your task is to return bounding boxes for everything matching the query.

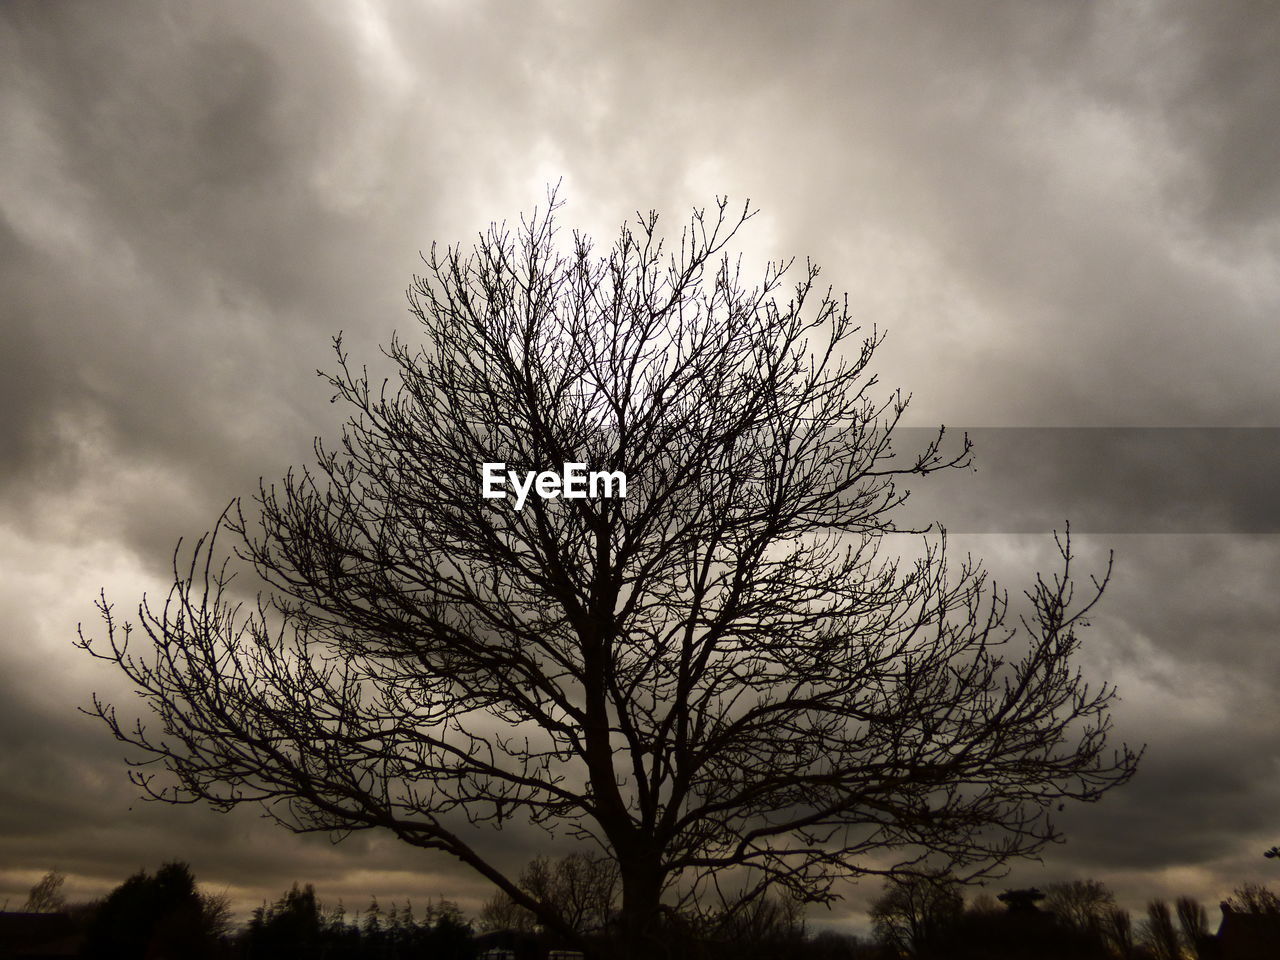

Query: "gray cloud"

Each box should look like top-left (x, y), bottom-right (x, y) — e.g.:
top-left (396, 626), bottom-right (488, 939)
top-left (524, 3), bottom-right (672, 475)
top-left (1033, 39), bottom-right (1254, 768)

top-left (897, 428), bottom-right (1280, 533)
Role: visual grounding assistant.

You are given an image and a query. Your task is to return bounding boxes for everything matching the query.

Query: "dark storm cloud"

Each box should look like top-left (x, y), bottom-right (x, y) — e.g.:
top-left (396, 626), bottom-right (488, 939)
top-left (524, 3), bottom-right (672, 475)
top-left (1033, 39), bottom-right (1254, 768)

top-left (940, 532), bottom-right (1280, 901)
top-left (1, 1), bottom-right (455, 541)
top-left (0, 213), bottom-right (79, 492)
top-left (1, 0), bottom-right (454, 911)
top-left (1143, 1), bottom-right (1280, 237)
top-left (1, 0), bottom-right (1278, 928)
top-left (1059, 735), bottom-right (1280, 872)
top-left (898, 428), bottom-right (1280, 533)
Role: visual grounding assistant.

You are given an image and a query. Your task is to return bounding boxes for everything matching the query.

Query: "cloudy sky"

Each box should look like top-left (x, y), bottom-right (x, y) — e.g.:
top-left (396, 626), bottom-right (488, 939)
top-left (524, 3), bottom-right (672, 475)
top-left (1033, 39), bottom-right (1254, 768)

top-left (3, 0), bottom-right (1279, 934)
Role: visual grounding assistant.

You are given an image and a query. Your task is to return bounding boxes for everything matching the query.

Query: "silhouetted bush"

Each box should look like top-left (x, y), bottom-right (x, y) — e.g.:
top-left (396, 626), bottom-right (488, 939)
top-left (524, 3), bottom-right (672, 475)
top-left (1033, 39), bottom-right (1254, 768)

top-left (82, 861), bottom-right (228, 960)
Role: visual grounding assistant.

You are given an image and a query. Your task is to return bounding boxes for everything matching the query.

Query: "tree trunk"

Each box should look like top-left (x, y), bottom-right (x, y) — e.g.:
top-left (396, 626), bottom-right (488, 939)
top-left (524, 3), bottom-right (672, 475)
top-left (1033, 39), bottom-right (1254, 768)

top-left (616, 856), bottom-right (668, 960)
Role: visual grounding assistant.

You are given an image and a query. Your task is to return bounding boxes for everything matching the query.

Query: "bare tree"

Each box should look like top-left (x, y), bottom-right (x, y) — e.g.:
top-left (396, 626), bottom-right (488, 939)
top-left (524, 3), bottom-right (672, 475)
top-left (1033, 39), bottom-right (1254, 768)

top-left (526, 853), bottom-right (619, 937)
top-left (481, 853), bottom-right (619, 937)
top-left (22, 870), bottom-right (67, 913)
top-left (870, 874), bottom-right (963, 957)
top-left (1141, 900), bottom-right (1183, 960)
top-left (1223, 882), bottom-right (1280, 914)
top-left (1043, 878), bottom-right (1116, 934)
top-left (706, 890), bottom-right (807, 955)
top-left (1102, 906), bottom-right (1136, 959)
top-left (478, 889), bottom-right (538, 935)
top-left (1174, 896), bottom-right (1210, 960)
top-left (78, 192), bottom-right (1139, 958)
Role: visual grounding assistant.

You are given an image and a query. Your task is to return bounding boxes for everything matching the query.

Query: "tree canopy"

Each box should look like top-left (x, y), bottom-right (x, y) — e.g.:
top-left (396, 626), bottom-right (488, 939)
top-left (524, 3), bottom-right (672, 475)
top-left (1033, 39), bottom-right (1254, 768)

top-left (80, 192), bottom-right (1139, 958)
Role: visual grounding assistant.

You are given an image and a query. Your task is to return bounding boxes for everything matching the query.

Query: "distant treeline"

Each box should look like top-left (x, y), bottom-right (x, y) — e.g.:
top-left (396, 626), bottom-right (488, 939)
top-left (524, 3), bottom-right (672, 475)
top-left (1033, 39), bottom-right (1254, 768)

top-left (5, 860), bottom-right (1280, 959)
top-left (7, 862), bottom-right (476, 960)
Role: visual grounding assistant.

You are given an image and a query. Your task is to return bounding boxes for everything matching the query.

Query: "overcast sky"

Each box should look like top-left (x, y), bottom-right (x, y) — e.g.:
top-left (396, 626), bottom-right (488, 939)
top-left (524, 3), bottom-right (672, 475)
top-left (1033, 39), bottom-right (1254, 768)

top-left (3, 0), bottom-right (1279, 935)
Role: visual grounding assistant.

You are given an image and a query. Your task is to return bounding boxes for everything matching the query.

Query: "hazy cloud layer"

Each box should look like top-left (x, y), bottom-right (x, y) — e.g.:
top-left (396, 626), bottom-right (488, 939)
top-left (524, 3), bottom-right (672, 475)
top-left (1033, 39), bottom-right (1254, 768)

top-left (898, 428), bottom-right (1280, 533)
top-left (2, 0), bottom-right (1278, 928)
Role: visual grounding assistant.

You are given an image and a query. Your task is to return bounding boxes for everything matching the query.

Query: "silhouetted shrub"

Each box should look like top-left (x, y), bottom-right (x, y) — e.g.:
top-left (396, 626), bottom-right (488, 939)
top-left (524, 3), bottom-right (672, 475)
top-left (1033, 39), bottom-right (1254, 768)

top-left (82, 861), bottom-right (228, 960)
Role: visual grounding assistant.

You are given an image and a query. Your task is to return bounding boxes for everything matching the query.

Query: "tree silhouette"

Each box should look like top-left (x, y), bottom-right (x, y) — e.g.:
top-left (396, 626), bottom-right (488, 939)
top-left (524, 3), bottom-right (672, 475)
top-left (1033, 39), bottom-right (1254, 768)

top-left (1224, 881), bottom-right (1280, 914)
top-left (1175, 895), bottom-right (1211, 959)
top-left (481, 853), bottom-right (619, 938)
top-left (1141, 899), bottom-right (1181, 960)
top-left (82, 861), bottom-right (226, 960)
top-left (79, 192), bottom-right (1139, 958)
top-left (245, 883), bottom-right (324, 960)
top-left (703, 890), bottom-right (807, 956)
top-left (870, 873), bottom-right (963, 956)
top-left (1042, 879), bottom-right (1115, 934)
top-left (241, 885), bottom-right (475, 960)
top-left (1101, 906), bottom-right (1136, 960)
top-left (419, 901), bottom-right (475, 960)
top-left (941, 888), bottom-right (1111, 960)
top-left (21, 869), bottom-right (67, 914)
